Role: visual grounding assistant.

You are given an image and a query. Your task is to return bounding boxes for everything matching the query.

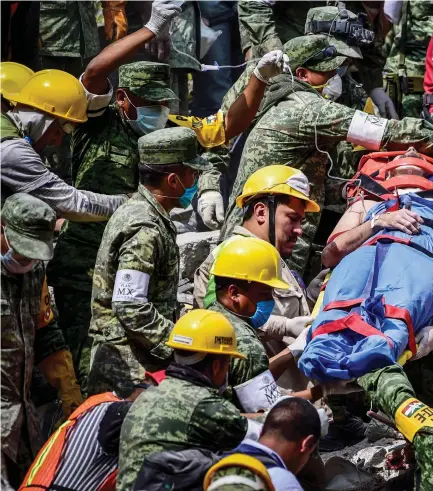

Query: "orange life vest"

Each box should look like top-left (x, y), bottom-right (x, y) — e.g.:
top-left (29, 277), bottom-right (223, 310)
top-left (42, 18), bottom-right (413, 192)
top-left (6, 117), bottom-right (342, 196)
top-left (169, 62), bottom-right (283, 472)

top-left (19, 392), bottom-right (120, 491)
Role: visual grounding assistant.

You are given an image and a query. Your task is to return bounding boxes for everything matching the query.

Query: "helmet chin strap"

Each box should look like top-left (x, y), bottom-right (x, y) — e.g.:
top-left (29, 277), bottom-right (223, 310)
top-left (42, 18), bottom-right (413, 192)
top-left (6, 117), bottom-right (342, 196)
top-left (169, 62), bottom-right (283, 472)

top-left (268, 196), bottom-right (276, 247)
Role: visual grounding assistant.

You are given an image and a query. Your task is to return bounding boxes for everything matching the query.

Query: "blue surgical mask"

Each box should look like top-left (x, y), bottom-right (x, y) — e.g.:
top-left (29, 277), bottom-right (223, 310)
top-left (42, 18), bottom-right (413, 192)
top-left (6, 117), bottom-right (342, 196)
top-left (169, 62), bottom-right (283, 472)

top-left (336, 65), bottom-right (348, 78)
top-left (125, 97), bottom-right (170, 136)
top-left (249, 300), bottom-right (275, 329)
top-left (178, 177), bottom-right (198, 209)
top-left (1, 249), bottom-right (37, 274)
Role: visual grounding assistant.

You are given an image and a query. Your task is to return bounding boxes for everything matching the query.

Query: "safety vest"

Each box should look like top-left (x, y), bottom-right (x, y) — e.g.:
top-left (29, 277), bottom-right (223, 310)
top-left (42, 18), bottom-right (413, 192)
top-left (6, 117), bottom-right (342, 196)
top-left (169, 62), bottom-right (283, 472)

top-left (19, 392), bottom-right (120, 491)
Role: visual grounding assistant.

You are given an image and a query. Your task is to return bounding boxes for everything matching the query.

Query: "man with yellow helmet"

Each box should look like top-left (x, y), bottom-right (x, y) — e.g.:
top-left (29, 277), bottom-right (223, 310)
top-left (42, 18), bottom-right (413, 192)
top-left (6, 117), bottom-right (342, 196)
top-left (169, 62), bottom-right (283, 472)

top-left (0, 62), bottom-right (34, 111)
top-left (117, 309), bottom-right (255, 490)
top-left (195, 165), bottom-right (328, 389)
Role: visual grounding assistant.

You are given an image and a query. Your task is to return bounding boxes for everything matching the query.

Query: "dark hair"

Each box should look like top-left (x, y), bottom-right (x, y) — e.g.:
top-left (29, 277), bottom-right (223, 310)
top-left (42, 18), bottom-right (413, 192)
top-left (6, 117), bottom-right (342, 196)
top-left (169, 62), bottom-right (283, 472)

top-left (214, 275), bottom-right (252, 293)
top-left (262, 397), bottom-right (321, 442)
top-left (243, 195), bottom-right (293, 221)
top-left (138, 163), bottom-right (186, 187)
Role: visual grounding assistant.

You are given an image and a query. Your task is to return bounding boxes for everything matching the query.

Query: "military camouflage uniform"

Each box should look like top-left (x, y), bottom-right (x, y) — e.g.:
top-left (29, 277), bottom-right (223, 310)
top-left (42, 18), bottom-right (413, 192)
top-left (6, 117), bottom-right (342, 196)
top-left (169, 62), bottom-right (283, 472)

top-left (207, 301), bottom-right (269, 391)
top-left (87, 127), bottom-right (210, 398)
top-left (383, 1), bottom-right (433, 118)
top-left (219, 36), bottom-right (433, 275)
top-left (117, 363), bottom-right (248, 490)
top-left (358, 364), bottom-right (433, 491)
top-left (208, 467), bottom-right (268, 491)
top-left (47, 62), bottom-right (177, 386)
top-left (1, 194), bottom-right (56, 487)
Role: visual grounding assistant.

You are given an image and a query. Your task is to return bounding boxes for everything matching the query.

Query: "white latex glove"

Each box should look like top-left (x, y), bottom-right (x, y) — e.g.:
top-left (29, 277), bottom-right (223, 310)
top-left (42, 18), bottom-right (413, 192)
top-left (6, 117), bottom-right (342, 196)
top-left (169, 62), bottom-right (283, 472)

top-left (317, 408), bottom-right (329, 437)
top-left (198, 191), bottom-right (224, 230)
top-left (321, 379), bottom-right (364, 398)
top-left (283, 316), bottom-right (313, 338)
top-left (370, 87), bottom-right (399, 120)
top-left (253, 50), bottom-right (290, 84)
top-left (144, 0), bottom-right (182, 37)
top-left (289, 327), bottom-right (310, 358)
top-left (412, 325), bottom-right (433, 361)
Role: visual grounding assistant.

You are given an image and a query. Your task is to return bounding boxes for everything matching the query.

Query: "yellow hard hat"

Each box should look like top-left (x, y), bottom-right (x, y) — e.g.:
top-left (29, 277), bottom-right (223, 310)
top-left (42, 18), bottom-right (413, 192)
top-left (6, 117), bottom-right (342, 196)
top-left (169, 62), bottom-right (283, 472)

top-left (203, 453), bottom-right (275, 491)
top-left (166, 309), bottom-right (246, 360)
top-left (236, 165), bottom-right (320, 213)
top-left (210, 236), bottom-right (289, 290)
top-left (0, 62), bottom-right (34, 101)
top-left (8, 69), bottom-right (88, 123)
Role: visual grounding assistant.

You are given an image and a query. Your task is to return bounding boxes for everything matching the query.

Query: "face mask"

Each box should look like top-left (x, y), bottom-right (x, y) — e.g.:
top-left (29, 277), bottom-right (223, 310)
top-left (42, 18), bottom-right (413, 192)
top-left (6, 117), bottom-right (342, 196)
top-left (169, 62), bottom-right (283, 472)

top-left (9, 107), bottom-right (56, 144)
top-left (249, 300), bottom-right (275, 329)
top-left (1, 249), bottom-right (38, 274)
top-left (125, 96), bottom-right (170, 136)
top-left (178, 177), bottom-right (198, 209)
top-left (321, 74), bottom-right (342, 101)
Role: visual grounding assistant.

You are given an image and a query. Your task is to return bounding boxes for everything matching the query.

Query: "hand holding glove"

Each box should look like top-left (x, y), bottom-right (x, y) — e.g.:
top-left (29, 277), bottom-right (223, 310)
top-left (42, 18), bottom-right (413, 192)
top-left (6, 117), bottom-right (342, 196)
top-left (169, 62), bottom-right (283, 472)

top-left (198, 191), bottom-right (224, 230)
top-left (144, 0), bottom-right (182, 37)
top-left (306, 268), bottom-right (330, 303)
top-left (253, 50), bottom-right (290, 84)
top-left (412, 325), bottom-right (433, 361)
top-left (103, 1), bottom-right (128, 42)
top-left (370, 87), bottom-right (399, 120)
top-left (321, 379), bottom-right (364, 398)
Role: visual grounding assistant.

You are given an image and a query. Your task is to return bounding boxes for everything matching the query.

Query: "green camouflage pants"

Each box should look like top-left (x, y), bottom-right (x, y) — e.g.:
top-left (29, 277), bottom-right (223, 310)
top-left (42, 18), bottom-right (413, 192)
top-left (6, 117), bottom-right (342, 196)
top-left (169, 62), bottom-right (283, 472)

top-left (358, 363), bottom-right (433, 491)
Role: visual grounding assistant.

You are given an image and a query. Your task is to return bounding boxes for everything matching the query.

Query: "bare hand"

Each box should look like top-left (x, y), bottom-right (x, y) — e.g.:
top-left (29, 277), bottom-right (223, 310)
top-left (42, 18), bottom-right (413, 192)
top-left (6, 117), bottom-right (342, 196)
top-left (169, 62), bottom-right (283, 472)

top-left (374, 209), bottom-right (423, 235)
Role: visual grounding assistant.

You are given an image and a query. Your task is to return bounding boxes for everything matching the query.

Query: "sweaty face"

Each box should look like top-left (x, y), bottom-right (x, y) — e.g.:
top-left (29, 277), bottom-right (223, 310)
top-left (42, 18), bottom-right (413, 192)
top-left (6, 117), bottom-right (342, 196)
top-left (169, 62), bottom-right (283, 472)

top-left (274, 198), bottom-right (305, 258)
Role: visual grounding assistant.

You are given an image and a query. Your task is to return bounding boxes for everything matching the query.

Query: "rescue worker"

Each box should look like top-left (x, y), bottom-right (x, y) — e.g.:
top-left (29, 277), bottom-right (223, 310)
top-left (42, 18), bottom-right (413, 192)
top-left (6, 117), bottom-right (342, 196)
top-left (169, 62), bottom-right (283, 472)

top-left (238, 2), bottom-right (398, 119)
top-left (220, 33), bottom-right (433, 276)
top-left (383, 0), bottom-right (433, 118)
top-left (205, 397), bottom-right (321, 491)
top-left (19, 371), bottom-right (165, 491)
top-left (1, 194), bottom-right (72, 488)
top-left (1, 69), bottom-right (126, 218)
top-left (117, 309), bottom-right (252, 491)
top-left (47, 0), bottom-right (290, 383)
top-left (194, 165), bottom-right (323, 390)
top-left (87, 127), bottom-right (211, 398)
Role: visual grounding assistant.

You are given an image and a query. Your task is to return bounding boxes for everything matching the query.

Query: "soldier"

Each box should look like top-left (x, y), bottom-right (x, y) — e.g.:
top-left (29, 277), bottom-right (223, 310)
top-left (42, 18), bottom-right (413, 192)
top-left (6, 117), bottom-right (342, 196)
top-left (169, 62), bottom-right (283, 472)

top-left (87, 127), bottom-right (211, 398)
top-left (384, 1), bottom-right (433, 118)
top-left (117, 309), bottom-right (250, 490)
top-left (47, 4), bottom-right (289, 385)
top-left (195, 165), bottom-right (322, 390)
top-left (238, 1), bottom-right (397, 119)
top-left (220, 33), bottom-right (433, 277)
top-left (1, 194), bottom-right (69, 487)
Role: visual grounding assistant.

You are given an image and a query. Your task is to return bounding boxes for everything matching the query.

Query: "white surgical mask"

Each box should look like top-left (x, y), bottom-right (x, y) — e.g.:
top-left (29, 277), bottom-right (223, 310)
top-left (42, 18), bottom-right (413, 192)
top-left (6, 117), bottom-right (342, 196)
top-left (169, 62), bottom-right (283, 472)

top-left (9, 107), bottom-right (56, 144)
top-left (124, 94), bottom-right (169, 136)
top-left (322, 74), bottom-right (343, 101)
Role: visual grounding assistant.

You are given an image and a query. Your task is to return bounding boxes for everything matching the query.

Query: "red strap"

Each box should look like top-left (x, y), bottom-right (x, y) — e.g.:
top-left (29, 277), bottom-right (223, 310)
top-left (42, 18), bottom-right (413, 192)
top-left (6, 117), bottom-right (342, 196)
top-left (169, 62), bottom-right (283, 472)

top-left (363, 234), bottom-right (411, 247)
top-left (312, 312), bottom-right (393, 348)
top-left (323, 298), bottom-right (364, 311)
top-left (384, 304), bottom-right (417, 356)
top-left (98, 469), bottom-right (118, 491)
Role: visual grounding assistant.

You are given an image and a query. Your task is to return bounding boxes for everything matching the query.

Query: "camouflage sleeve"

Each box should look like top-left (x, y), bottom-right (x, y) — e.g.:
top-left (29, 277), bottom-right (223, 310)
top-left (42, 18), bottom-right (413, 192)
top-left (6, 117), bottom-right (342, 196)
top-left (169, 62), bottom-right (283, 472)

top-left (112, 223), bottom-right (174, 360)
top-left (358, 365), bottom-right (433, 491)
top-left (381, 118), bottom-right (433, 155)
top-left (198, 146), bottom-right (230, 195)
top-left (230, 336), bottom-right (269, 387)
top-left (237, 0), bottom-right (283, 56)
top-left (193, 251), bottom-right (214, 308)
top-left (189, 395), bottom-right (247, 450)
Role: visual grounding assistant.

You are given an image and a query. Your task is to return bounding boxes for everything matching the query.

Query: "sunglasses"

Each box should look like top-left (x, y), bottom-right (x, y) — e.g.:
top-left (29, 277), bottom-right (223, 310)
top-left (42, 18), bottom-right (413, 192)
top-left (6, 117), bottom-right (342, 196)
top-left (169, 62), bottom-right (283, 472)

top-left (301, 46), bottom-right (338, 68)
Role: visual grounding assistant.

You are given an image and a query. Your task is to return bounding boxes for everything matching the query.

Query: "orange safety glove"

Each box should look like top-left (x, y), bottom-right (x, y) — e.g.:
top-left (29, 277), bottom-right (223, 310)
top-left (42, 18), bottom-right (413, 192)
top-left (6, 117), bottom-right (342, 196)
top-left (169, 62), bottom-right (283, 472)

top-left (103, 1), bottom-right (128, 42)
top-left (38, 349), bottom-right (83, 419)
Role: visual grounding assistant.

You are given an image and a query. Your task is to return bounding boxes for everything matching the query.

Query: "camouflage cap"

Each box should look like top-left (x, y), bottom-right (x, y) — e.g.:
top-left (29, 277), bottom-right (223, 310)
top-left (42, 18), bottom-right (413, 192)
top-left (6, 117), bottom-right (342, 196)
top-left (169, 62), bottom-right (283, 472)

top-left (284, 34), bottom-right (361, 73)
top-left (118, 61), bottom-right (178, 102)
top-left (2, 193), bottom-right (56, 260)
top-left (305, 6), bottom-right (372, 50)
top-left (138, 127), bottom-right (212, 171)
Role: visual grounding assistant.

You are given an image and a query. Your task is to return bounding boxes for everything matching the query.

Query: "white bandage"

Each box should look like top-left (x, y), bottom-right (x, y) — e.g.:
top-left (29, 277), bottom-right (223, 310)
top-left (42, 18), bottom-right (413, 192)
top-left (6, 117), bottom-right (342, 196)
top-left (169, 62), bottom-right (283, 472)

top-left (112, 269), bottom-right (150, 303)
top-left (347, 110), bottom-right (388, 151)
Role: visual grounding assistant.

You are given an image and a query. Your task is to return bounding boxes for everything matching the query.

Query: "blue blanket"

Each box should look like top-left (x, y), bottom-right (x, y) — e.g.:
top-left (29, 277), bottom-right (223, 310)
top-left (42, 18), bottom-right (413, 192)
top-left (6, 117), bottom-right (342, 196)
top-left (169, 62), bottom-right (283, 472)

top-left (299, 194), bottom-right (433, 381)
